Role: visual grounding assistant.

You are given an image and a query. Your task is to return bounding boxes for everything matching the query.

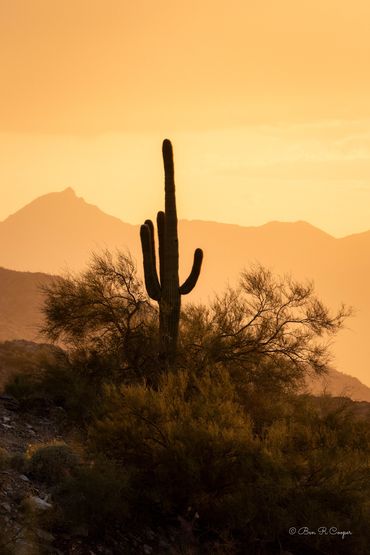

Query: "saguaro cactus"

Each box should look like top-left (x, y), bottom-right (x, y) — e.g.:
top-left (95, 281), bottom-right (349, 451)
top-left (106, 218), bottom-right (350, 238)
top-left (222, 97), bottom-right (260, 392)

top-left (140, 139), bottom-right (203, 365)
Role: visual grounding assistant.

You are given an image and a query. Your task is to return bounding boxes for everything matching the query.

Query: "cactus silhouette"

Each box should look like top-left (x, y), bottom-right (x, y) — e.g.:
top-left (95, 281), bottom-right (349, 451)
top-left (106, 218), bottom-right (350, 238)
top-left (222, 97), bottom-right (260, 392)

top-left (140, 139), bottom-right (203, 365)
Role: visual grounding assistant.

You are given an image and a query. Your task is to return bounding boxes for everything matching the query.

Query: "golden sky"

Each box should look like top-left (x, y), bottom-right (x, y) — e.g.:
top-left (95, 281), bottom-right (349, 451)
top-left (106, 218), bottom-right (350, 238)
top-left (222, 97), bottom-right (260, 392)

top-left (1, 0), bottom-right (370, 236)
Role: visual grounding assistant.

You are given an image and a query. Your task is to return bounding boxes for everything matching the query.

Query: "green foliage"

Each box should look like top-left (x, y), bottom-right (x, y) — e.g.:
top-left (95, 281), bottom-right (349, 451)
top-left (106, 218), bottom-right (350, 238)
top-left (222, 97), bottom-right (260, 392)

top-left (39, 349), bottom-right (111, 422)
top-left (41, 250), bottom-right (159, 382)
top-left (88, 370), bottom-right (370, 554)
top-left (4, 349), bottom-right (100, 422)
top-left (5, 344), bottom-right (122, 423)
top-left (5, 371), bottom-right (38, 401)
top-left (37, 250), bottom-right (366, 552)
top-left (91, 369), bottom-right (255, 524)
top-left (179, 265), bottom-right (350, 391)
top-left (41, 257), bottom-right (349, 395)
top-left (51, 457), bottom-right (131, 538)
top-left (26, 442), bottom-right (80, 485)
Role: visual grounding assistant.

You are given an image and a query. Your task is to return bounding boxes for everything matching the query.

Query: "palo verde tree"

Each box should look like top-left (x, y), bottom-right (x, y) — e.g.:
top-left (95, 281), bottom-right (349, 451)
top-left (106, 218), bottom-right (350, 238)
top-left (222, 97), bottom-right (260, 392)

top-left (41, 250), bottom-right (158, 382)
top-left (140, 139), bottom-right (203, 365)
top-left (180, 265), bottom-right (351, 392)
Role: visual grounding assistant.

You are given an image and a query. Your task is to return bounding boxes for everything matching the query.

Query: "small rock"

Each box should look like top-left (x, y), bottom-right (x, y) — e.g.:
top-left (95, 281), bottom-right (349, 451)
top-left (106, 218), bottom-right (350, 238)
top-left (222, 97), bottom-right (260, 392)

top-left (1, 501), bottom-right (11, 512)
top-left (27, 496), bottom-right (53, 511)
top-left (13, 540), bottom-right (37, 555)
top-left (36, 528), bottom-right (55, 542)
top-left (0, 395), bottom-right (19, 411)
top-left (19, 474), bottom-right (30, 482)
top-left (3, 416), bottom-right (11, 422)
top-left (145, 528), bottom-right (156, 541)
top-left (143, 545), bottom-right (153, 555)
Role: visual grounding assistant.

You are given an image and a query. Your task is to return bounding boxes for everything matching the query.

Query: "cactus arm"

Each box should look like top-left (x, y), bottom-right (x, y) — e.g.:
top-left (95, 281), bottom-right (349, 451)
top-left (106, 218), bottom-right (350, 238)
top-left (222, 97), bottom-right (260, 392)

top-left (140, 223), bottom-right (161, 301)
top-left (157, 211), bottom-right (166, 285)
top-left (144, 219), bottom-right (157, 272)
top-left (179, 248), bottom-right (204, 295)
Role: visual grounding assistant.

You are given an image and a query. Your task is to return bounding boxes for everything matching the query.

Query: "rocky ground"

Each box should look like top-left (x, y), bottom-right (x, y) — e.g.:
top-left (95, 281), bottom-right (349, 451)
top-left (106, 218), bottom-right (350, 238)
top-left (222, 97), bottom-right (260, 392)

top-left (0, 396), bottom-right (190, 555)
top-left (0, 395), bottom-right (75, 554)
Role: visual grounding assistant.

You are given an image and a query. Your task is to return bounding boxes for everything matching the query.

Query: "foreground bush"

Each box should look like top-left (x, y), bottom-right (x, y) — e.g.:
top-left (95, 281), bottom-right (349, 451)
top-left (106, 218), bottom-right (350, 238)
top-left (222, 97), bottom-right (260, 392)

top-left (88, 369), bottom-right (370, 554)
top-left (5, 348), bottom-right (109, 423)
top-left (26, 442), bottom-right (80, 485)
top-left (50, 457), bottom-right (131, 538)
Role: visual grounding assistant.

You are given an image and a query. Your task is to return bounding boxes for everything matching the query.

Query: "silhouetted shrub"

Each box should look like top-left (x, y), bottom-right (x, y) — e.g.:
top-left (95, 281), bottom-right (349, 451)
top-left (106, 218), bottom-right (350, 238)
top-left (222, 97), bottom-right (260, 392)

top-left (88, 370), bottom-right (370, 554)
top-left (41, 250), bottom-right (159, 383)
top-left (51, 457), bottom-right (131, 538)
top-left (179, 265), bottom-right (350, 392)
top-left (5, 348), bottom-right (109, 423)
top-left (26, 442), bottom-right (80, 485)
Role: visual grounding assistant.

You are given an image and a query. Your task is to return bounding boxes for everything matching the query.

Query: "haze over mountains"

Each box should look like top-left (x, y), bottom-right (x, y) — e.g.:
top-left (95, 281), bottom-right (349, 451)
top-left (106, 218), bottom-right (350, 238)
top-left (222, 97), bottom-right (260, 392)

top-left (1, 188), bottom-right (370, 390)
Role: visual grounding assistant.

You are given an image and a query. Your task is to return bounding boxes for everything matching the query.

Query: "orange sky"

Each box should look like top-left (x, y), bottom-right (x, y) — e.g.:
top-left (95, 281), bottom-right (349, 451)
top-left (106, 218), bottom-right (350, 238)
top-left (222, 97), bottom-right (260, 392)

top-left (1, 0), bottom-right (370, 236)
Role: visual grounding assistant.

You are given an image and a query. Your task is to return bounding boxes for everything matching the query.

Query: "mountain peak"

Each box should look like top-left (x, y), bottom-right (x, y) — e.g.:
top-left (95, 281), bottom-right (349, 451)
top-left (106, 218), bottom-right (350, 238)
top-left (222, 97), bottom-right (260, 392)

top-left (60, 187), bottom-right (77, 197)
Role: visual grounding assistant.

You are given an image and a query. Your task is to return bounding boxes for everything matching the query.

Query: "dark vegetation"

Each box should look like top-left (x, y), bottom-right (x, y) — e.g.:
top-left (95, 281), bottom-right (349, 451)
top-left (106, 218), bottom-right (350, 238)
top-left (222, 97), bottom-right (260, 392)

top-left (1, 141), bottom-right (369, 554)
top-left (3, 249), bottom-right (368, 554)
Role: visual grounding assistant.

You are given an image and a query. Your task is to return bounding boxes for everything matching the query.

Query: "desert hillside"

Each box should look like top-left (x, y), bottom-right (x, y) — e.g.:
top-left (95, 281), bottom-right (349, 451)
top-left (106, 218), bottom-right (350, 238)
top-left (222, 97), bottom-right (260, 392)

top-left (0, 189), bottom-right (369, 386)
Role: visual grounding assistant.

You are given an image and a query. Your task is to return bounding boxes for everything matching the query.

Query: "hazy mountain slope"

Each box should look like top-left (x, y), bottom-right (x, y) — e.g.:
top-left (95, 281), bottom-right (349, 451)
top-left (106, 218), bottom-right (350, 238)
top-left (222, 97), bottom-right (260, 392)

top-left (0, 188), bottom-right (139, 273)
top-left (0, 267), bottom-right (53, 342)
top-left (306, 368), bottom-right (370, 403)
top-left (0, 339), bottom-right (63, 390)
top-left (0, 188), bottom-right (369, 387)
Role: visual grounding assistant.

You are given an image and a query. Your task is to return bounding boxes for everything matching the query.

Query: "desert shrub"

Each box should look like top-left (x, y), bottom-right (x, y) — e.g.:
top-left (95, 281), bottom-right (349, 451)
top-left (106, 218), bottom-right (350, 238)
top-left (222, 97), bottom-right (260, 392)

top-left (89, 369), bottom-right (296, 549)
top-left (5, 348), bottom-right (110, 424)
top-left (4, 371), bottom-right (54, 416)
top-left (39, 350), bottom-right (108, 422)
top-left (41, 256), bottom-right (349, 393)
top-left (179, 266), bottom-right (350, 394)
top-left (25, 442), bottom-right (80, 485)
top-left (0, 340), bottom-right (64, 391)
top-left (88, 370), bottom-right (370, 554)
top-left (4, 345), bottom-right (70, 415)
top-left (38, 251), bottom-right (366, 552)
top-left (262, 395), bottom-right (370, 555)
top-left (50, 456), bottom-right (131, 538)
top-left (41, 250), bottom-right (159, 383)
top-left (5, 371), bottom-right (39, 400)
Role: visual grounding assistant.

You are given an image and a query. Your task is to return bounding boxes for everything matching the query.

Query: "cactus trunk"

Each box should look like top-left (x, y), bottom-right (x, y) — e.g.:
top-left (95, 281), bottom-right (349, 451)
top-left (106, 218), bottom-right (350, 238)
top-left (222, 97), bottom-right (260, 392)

top-left (140, 139), bottom-right (203, 367)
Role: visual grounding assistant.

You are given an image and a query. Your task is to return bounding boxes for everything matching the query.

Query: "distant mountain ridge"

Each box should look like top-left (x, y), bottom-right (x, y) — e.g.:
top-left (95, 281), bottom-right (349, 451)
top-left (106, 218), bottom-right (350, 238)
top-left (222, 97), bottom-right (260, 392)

top-left (0, 188), bottom-right (138, 273)
top-left (0, 267), bottom-right (53, 343)
top-left (0, 188), bottom-right (369, 388)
